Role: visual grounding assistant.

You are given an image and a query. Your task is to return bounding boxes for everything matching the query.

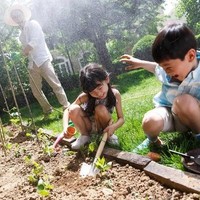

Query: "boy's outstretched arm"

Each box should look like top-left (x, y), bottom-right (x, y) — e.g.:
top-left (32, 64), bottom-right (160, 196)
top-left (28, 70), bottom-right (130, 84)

top-left (120, 54), bottom-right (157, 73)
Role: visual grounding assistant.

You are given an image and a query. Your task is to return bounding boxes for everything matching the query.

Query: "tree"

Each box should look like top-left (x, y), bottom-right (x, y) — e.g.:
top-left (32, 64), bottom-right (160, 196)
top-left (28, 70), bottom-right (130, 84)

top-left (176, 0), bottom-right (200, 34)
top-left (30, 0), bottom-right (164, 71)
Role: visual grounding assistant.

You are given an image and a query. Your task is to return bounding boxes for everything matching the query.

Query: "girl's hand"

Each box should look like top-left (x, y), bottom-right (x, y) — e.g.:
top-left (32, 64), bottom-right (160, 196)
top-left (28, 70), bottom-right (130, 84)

top-left (103, 124), bottom-right (116, 138)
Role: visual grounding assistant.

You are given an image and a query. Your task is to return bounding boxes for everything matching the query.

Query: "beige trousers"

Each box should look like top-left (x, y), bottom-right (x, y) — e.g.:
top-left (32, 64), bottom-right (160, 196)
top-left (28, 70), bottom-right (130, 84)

top-left (28, 60), bottom-right (69, 113)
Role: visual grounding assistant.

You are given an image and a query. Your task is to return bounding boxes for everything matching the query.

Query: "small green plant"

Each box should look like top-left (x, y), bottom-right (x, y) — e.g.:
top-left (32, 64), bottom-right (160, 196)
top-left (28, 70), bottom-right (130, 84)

top-left (26, 132), bottom-right (36, 139)
top-left (27, 161), bottom-right (44, 185)
top-left (36, 128), bottom-right (54, 156)
top-left (14, 143), bottom-right (21, 158)
top-left (88, 141), bottom-right (97, 153)
top-left (42, 145), bottom-right (54, 156)
top-left (24, 155), bottom-right (53, 197)
top-left (63, 150), bottom-right (76, 156)
top-left (5, 142), bottom-right (12, 150)
top-left (37, 178), bottom-right (53, 197)
top-left (95, 156), bottom-right (111, 173)
top-left (24, 154), bottom-right (32, 165)
top-left (9, 107), bottom-right (21, 126)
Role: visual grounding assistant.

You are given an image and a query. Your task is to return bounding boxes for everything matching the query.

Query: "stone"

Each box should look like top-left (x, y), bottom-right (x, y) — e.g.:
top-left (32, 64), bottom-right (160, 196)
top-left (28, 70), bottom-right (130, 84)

top-left (144, 161), bottom-right (200, 194)
top-left (103, 147), bottom-right (151, 169)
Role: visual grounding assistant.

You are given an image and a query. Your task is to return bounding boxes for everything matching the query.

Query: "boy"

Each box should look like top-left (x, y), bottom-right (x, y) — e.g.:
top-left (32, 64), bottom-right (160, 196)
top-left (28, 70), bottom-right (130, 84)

top-left (120, 23), bottom-right (200, 151)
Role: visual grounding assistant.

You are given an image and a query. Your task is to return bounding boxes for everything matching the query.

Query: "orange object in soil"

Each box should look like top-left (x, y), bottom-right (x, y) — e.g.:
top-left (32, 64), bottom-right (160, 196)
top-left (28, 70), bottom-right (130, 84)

top-left (65, 126), bottom-right (76, 139)
top-left (147, 152), bottom-right (161, 162)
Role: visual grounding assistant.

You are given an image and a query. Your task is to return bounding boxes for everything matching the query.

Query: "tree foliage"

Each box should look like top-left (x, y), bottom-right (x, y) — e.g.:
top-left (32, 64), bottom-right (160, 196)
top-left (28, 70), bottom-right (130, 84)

top-left (176, 0), bottom-right (200, 34)
top-left (30, 0), bottom-right (164, 70)
top-left (132, 35), bottom-right (156, 61)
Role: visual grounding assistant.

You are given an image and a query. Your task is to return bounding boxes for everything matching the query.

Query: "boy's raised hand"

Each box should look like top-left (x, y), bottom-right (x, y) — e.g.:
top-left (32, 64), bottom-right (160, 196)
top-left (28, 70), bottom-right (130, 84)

top-left (120, 54), bottom-right (142, 71)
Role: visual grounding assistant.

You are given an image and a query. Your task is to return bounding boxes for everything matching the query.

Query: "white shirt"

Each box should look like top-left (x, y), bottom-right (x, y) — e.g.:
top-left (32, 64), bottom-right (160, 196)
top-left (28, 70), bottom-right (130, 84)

top-left (19, 20), bottom-right (52, 68)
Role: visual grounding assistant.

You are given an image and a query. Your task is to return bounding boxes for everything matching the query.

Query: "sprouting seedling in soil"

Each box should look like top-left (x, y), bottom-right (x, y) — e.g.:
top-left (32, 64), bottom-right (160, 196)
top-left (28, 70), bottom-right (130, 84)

top-left (95, 156), bottom-right (112, 173)
top-left (88, 133), bottom-right (101, 154)
top-left (5, 142), bottom-right (12, 150)
top-left (35, 128), bottom-right (55, 156)
top-left (88, 141), bottom-right (97, 153)
top-left (42, 145), bottom-right (54, 156)
top-left (63, 150), bottom-right (76, 156)
top-left (9, 107), bottom-right (21, 126)
top-left (14, 143), bottom-right (21, 158)
top-left (24, 154), bottom-right (32, 165)
top-left (24, 158), bottom-right (44, 185)
top-left (26, 132), bottom-right (36, 139)
top-left (37, 178), bottom-right (53, 197)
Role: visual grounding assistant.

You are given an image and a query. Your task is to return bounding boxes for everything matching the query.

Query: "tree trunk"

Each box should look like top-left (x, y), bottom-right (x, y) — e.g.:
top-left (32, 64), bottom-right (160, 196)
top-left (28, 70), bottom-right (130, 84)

top-left (91, 30), bottom-right (112, 71)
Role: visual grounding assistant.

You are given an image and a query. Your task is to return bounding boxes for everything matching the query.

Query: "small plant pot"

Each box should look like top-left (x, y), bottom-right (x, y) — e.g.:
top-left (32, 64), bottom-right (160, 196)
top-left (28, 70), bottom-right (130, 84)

top-left (65, 126), bottom-right (76, 139)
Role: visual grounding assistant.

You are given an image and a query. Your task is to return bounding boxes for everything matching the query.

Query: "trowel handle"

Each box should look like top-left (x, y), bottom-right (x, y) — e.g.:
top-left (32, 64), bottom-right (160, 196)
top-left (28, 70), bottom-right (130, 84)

top-left (94, 132), bottom-right (108, 162)
top-left (169, 149), bottom-right (192, 159)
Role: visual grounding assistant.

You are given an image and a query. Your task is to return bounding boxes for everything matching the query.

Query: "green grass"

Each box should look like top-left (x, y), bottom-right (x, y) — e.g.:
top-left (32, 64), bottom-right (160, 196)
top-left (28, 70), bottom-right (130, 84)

top-left (3, 69), bottom-right (200, 171)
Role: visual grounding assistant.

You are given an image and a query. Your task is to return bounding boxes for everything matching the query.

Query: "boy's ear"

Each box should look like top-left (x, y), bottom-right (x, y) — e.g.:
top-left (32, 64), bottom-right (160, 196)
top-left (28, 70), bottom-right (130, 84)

top-left (187, 49), bottom-right (196, 62)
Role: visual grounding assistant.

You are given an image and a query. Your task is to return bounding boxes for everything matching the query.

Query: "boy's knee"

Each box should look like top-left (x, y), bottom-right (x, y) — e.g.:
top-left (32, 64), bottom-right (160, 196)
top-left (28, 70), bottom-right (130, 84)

top-left (142, 111), bottom-right (164, 134)
top-left (174, 94), bottom-right (190, 105)
top-left (142, 113), bottom-right (153, 130)
top-left (173, 94), bottom-right (196, 114)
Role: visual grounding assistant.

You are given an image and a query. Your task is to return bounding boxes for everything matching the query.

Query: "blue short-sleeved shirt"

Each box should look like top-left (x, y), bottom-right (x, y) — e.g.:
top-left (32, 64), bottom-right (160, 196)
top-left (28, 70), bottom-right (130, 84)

top-left (153, 51), bottom-right (200, 107)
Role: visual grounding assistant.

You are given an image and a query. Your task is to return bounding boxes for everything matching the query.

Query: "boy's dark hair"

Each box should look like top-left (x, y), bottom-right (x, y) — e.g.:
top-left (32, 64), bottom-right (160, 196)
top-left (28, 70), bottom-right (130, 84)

top-left (152, 23), bottom-right (197, 63)
top-left (79, 63), bottom-right (116, 116)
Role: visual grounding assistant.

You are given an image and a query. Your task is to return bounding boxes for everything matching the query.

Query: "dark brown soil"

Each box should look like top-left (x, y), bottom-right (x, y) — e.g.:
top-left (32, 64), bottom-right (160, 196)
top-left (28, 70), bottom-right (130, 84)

top-left (0, 129), bottom-right (200, 200)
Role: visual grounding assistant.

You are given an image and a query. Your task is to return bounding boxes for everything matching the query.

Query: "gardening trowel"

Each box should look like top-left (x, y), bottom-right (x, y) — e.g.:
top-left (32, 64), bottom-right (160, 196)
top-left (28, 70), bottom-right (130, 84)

top-left (80, 132), bottom-right (108, 177)
top-left (169, 149), bottom-right (200, 166)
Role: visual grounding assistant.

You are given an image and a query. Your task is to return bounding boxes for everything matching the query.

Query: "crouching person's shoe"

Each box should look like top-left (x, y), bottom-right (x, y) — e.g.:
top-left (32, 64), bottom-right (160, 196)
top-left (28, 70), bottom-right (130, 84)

top-left (193, 133), bottom-right (200, 141)
top-left (107, 134), bottom-right (119, 146)
top-left (71, 135), bottom-right (90, 150)
top-left (132, 137), bottom-right (163, 153)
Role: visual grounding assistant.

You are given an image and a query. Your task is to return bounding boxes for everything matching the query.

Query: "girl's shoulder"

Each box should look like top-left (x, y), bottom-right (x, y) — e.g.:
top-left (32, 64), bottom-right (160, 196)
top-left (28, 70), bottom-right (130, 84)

top-left (74, 92), bottom-right (89, 105)
top-left (111, 88), bottom-right (121, 96)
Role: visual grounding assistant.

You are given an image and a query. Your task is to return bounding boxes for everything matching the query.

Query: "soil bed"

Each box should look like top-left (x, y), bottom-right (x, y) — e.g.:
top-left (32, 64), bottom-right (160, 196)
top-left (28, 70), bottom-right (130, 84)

top-left (0, 129), bottom-right (200, 200)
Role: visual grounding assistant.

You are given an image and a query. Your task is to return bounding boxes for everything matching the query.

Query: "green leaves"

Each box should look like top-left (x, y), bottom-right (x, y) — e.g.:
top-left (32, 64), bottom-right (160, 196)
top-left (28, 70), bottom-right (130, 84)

top-left (95, 157), bottom-right (111, 173)
top-left (37, 179), bottom-right (53, 197)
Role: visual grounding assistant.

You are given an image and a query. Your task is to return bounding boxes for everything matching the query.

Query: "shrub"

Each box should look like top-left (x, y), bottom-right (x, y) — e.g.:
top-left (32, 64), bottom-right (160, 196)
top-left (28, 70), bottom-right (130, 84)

top-left (132, 35), bottom-right (156, 61)
top-left (195, 34), bottom-right (200, 50)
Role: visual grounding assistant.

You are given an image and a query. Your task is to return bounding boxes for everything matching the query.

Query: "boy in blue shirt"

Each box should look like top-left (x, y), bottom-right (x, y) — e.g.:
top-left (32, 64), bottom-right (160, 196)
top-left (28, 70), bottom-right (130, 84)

top-left (120, 23), bottom-right (200, 151)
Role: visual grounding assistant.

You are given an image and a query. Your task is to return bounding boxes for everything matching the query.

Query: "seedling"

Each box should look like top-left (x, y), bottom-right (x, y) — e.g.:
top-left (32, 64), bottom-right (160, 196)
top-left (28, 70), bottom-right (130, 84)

top-left (37, 178), bottom-right (53, 197)
top-left (5, 142), bottom-right (12, 150)
top-left (24, 155), bottom-right (53, 196)
top-left (95, 156), bottom-right (111, 173)
top-left (14, 143), bottom-right (21, 158)
top-left (9, 108), bottom-right (21, 126)
top-left (28, 161), bottom-right (44, 185)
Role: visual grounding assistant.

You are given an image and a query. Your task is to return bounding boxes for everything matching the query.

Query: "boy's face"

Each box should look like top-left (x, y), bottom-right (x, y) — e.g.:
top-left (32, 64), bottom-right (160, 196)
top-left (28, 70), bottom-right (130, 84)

top-left (159, 49), bottom-right (197, 81)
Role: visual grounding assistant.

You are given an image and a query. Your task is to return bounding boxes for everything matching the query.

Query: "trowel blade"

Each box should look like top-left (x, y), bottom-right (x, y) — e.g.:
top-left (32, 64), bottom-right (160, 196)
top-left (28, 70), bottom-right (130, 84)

top-left (80, 162), bottom-right (99, 177)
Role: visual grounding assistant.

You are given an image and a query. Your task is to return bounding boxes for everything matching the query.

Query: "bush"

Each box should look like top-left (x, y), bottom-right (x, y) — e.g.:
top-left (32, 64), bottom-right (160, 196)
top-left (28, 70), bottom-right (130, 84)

top-left (132, 35), bottom-right (156, 61)
top-left (195, 34), bottom-right (200, 50)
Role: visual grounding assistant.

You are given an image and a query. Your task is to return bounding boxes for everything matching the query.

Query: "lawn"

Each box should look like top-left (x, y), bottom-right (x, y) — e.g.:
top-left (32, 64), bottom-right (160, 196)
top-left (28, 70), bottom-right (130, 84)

top-left (3, 69), bottom-right (200, 171)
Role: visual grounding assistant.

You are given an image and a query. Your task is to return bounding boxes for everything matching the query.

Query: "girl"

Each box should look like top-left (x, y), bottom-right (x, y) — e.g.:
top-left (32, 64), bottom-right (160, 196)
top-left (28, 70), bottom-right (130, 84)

top-left (53, 63), bottom-right (124, 150)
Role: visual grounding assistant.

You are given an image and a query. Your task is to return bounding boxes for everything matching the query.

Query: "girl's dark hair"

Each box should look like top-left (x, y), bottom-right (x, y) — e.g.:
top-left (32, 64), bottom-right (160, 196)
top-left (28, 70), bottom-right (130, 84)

top-left (79, 63), bottom-right (116, 116)
top-left (152, 23), bottom-right (197, 63)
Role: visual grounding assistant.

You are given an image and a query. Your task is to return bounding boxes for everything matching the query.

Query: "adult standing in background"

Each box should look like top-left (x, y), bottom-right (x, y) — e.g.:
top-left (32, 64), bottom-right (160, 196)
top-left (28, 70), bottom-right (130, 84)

top-left (4, 4), bottom-right (70, 117)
